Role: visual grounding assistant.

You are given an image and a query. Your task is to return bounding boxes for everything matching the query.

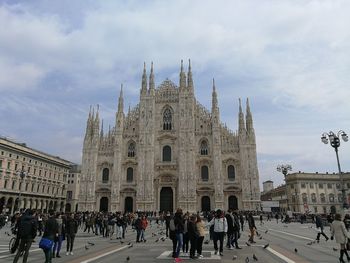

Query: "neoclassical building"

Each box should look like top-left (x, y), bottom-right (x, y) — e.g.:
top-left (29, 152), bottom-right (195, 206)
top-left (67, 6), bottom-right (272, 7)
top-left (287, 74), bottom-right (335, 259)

top-left (0, 137), bottom-right (71, 214)
top-left (78, 61), bottom-right (260, 213)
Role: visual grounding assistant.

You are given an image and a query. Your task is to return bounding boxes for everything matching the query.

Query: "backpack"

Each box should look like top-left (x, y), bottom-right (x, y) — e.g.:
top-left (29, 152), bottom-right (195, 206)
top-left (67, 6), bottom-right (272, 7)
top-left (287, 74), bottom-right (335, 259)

top-left (169, 218), bottom-right (176, 231)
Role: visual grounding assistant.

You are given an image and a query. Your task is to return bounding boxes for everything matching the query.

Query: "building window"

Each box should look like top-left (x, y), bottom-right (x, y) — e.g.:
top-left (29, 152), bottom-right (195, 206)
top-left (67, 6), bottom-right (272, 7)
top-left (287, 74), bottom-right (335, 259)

top-left (201, 166), bottom-right (209, 181)
top-left (310, 182), bottom-right (314, 189)
top-left (323, 206), bottom-right (327, 214)
top-left (67, 191), bottom-right (73, 200)
top-left (302, 193), bottom-right (307, 203)
top-left (19, 182), bottom-right (22, 191)
top-left (0, 160), bottom-right (2, 168)
top-left (102, 168), bottom-right (109, 183)
top-left (314, 206), bottom-right (318, 213)
top-left (320, 193), bottom-right (326, 203)
top-left (318, 183), bottom-right (323, 189)
top-left (227, 165), bottom-right (235, 181)
top-left (126, 167), bottom-right (133, 182)
top-left (327, 183), bottom-right (332, 189)
top-left (7, 162), bottom-right (11, 169)
top-left (162, 145), bottom-right (171, 162)
top-left (31, 184), bottom-right (35, 192)
top-left (290, 184), bottom-right (294, 189)
top-left (200, 140), bottom-right (208, 155)
top-left (163, 108), bottom-right (172, 130)
top-left (25, 183), bottom-right (28, 191)
top-left (329, 194), bottom-right (335, 203)
top-left (4, 180), bottom-right (8, 188)
top-left (301, 183), bottom-right (306, 189)
top-left (336, 183), bottom-right (341, 189)
top-left (311, 193), bottom-right (317, 203)
top-left (37, 184), bottom-right (40, 192)
top-left (12, 181), bottom-right (15, 189)
top-left (128, 142), bottom-right (136, 157)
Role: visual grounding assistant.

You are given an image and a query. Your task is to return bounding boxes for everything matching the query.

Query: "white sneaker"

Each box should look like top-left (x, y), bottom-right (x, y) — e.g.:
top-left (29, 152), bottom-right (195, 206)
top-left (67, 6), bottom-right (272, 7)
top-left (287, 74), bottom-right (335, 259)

top-left (198, 254), bottom-right (203, 258)
top-left (70, 252), bottom-right (74, 255)
top-left (66, 252), bottom-right (69, 256)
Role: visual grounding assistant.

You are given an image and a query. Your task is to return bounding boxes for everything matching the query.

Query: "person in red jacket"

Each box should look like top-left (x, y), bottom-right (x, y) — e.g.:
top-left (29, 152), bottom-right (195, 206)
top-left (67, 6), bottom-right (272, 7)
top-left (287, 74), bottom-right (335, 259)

top-left (140, 215), bottom-right (148, 242)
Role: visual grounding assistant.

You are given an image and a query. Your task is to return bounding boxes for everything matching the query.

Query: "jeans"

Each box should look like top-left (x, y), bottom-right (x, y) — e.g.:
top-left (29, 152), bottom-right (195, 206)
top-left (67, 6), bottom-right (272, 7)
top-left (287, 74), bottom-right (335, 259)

top-left (175, 233), bottom-right (183, 257)
top-left (116, 226), bottom-right (123, 239)
top-left (140, 229), bottom-right (146, 241)
top-left (53, 235), bottom-right (63, 255)
top-left (13, 238), bottom-right (32, 263)
top-left (43, 248), bottom-right (52, 263)
top-left (182, 232), bottom-right (189, 252)
top-left (66, 235), bottom-right (75, 252)
top-left (196, 236), bottom-right (204, 255)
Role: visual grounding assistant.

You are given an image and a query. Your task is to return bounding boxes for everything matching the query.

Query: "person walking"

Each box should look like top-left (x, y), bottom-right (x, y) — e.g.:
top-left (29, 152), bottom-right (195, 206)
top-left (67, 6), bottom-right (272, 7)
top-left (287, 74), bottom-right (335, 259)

top-left (331, 214), bottom-right (350, 263)
top-left (52, 213), bottom-right (64, 258)
top-left (247, 213), bottom-right (256, 243)
top-left (182, 214), bottom-right (189, 255)
top-left (208, 209), bottom-right (227, 256)
top-left (140, 215), bottom-right (148, 242)
top-left (239, 213), bottom-right (244, 231)
top-left (65, 213), bottom-right (78, 256)
top-left (169, 215), bottom-right (177, 258)
top-left (225, 210), bottom-right (234, 249)
top-left (315, 214), bottom-right (329, 242)
top-left (232, 211), bottom-right (242, 249)
top-left (195, 215), bottom-right (205, 258)
top-left (13, 209), bottom-right (37, 263)
top-left (42, 210), bottom-right (59, 263)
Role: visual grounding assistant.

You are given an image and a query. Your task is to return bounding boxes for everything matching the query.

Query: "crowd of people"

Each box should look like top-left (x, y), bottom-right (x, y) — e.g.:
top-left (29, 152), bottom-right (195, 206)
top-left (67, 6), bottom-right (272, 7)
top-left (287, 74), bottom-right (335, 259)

top-left (2, 208), bottom-right (350, 262)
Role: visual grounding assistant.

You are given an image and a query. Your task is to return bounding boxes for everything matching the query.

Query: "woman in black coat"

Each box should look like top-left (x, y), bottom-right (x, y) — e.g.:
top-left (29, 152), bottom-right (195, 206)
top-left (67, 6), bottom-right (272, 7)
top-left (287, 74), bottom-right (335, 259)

top-left (42, 210), bottom-right (58, 263)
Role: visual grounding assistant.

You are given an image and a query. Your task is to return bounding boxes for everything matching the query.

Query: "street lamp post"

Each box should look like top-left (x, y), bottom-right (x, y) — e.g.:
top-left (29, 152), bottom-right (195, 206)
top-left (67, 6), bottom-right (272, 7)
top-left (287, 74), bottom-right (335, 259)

top-left (16, 169), bottom-right (27, 212)
top-left (277, 164), bottom-right (292, 212)
top-left (321, 130), bottom-right (348, 210)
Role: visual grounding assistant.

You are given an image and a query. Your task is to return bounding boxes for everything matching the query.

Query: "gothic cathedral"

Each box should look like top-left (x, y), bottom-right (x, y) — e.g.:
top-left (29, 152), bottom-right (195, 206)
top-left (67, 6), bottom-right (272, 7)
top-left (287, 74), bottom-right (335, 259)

top-left (78, 61), bottom-right (260, 213)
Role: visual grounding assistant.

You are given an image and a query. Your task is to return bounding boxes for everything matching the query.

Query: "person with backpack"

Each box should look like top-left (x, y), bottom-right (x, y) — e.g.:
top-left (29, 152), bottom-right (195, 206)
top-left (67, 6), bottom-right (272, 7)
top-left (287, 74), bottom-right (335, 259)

top-left (208, 209), bottom-right (227, 256)
top-left (42, 210), bottom-right (59, 263)
top-left (13, 209), bottom-right (37, 263)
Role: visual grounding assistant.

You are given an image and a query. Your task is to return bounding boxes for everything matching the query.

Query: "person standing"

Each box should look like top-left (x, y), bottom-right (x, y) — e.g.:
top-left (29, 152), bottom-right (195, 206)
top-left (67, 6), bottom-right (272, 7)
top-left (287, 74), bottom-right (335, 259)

top-left (174, 208), bottom-right (184, 261)
top-left (225, 210), bottom-right (234, 249)
top-left (182, 214), bottom-right (189, 255)
top-left (315, 214), bottom-right (329, 242)
top-left (208, 209), bottom-right (227, 256)
top-left (140, 215), bottom-right (148, 242)
top-left (13, 209), bottom-right (37, 263)
top-left (52, 213), bottom-right (64, 258)
top-left (195, 215), bottom-right (205, 258)
top-left (42, 210), bottom-right (58, 263)
top-left (165, 212), bottom-right (171, 237)
top-left (65, 213), bottom-right (78, 256)
top-left (232, 211), bottom-right (242, 249)
top-left (187, 215), bottom-right (198, 259)
top-left (169, 215), bottom-right (177, 258)
top-left (331, 214), bottom-right (350, 263)
top-left (239, 213), bottom-right (244, 231)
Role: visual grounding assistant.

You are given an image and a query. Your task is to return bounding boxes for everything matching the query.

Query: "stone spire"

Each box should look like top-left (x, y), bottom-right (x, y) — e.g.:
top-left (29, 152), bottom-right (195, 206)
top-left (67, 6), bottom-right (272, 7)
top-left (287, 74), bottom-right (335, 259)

top-left (246, 98), bottom-right (254, 132)
top-left (238, 98), bottom-right (246, 133)
top-left (187, 59), bottom-right (193, 92)
top-left (179, 59), bottom-right (187, 90)
top-left (149, 62), bottom-right (155, 95)
top-left (100, 119), bottom-right (104, 138)
top-left (94, 104), bottom-right (100, 134)
top-left (84, 105), bottom-right (93, 139)
top-left (141, 62), bottom-right (147, 95)
top-left (118, 84), bottom-right (124, 113)
top-left (211, 78), bottom-right (218, 110)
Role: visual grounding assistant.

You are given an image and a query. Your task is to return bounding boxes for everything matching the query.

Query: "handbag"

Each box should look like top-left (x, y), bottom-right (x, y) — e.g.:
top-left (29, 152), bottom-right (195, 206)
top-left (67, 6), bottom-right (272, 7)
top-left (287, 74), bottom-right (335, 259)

top-left (39, 237), bottom-right (54, 250)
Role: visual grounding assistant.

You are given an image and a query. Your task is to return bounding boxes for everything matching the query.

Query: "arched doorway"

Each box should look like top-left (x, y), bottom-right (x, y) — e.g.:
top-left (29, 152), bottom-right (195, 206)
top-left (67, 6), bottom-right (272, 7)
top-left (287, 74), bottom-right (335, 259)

top-left (125, 197), bottom-right (133, 213)
top-left (100, 197), bottom-right (108, 212)
top-left (0, 197), bottom-right (6, 213)
top-left (160, 187), bottom-right (173, 212)
top-left (330, 205), bottom-right (336, 214)
top-left (65, 203), bottom-right (72, 212)
top-left (201, 196), bottom-right (211, 212)
top-left (228, 195), bottom-right (238, 210)
top-left (7, 197), bottom-right (13, 213)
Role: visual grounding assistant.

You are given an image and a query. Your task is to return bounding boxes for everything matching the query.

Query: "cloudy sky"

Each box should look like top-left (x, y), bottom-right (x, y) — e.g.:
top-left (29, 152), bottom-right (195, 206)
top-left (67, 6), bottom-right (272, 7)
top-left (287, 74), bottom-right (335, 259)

top-left (1, 0), bottom-right (349, 187)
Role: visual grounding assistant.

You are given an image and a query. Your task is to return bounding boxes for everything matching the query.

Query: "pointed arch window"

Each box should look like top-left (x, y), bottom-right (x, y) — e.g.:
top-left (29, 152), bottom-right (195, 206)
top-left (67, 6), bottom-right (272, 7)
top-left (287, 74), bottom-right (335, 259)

top-left (128, 142), bottom-right (136, 157)
top-left (200, 140), bottom-right (208, 155)
top-left (201, 165), bottom-right (209, 181)
top-left (162, 145), bottom-right (172, 162)
top-left (102, 168), bottom-right (109, 183)
top-left (126, 167), bottom-right (133, 182)
top-left (228, 165), bottom-right (235, 181)
top-left (163, 108), bottom-right (172, 130)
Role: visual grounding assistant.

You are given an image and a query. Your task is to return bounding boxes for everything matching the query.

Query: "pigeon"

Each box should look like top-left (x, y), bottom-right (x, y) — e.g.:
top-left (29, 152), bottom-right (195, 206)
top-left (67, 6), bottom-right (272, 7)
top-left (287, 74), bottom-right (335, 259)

top-left (306, 242), bottom-right (313, 246)
top-left (232, 255), bottom-right (238, 260)
top-left (128, 243), bottom-right (133, 248)
top-left (283, 225), bottom-right (288, 228)
top-left (155, 238), bottom-right (159, 242)
top-left (294, 248), bottom-right (298, 253)
top-left (120, 240), bottom-right (124, 244)
top-left (245, 257), bottom-right (250, 263)
top-left (88, 242), bottom-right (95, 246)
top-left (253, 254), bottom-right (258, 261)
top-left (85, 245), bottom-right (89, 250)
top-left (126, 256), bottom-right (130, 261)
top-left (204, 240), bottom-right (209, 244)
top-left (264, 230), bottom-right (268, 234)
top-left (259, 236), bottom-right (262, 240)
top-left (263, 244), bottom-right (269, 249)
top-left (246, 242), bottom-right (251, 246)
top-left (127, 242), bottom-right (132, 246)
top-left (333, 248), bottom-right (338, 251)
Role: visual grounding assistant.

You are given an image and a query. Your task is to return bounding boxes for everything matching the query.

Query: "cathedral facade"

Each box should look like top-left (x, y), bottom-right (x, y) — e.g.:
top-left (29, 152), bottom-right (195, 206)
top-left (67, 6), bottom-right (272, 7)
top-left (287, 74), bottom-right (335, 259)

top-left (78, 61), bottom-right (260, 213)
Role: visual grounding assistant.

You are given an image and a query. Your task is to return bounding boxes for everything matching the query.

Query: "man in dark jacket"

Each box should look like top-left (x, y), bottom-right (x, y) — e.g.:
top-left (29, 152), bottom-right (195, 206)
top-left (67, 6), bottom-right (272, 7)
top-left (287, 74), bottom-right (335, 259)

top-left (315, 214), bottom-right (329, 242)
top-left (225, 210), bottom-right (234, 249)
top-left (13, 209), bottom-right (37, 263)
top-left (65, 213), bottom-right (78, 255)
top-left (42, 210), bottom-right (58, 263)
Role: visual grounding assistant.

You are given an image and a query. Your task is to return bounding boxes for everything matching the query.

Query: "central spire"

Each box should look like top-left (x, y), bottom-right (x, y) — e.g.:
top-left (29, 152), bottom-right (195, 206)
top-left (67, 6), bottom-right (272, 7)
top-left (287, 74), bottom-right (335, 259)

top-left (149, 62), bottom-right (155, 94)
top-left (141, 62), bottom-right (147, 95)
top-left (118, 84), bottom-right (124, 113)
top-left (179, 59), bottom-right (187, 90)
top-left (187, 59), bottom-right (193, 91)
